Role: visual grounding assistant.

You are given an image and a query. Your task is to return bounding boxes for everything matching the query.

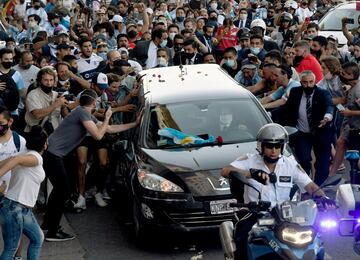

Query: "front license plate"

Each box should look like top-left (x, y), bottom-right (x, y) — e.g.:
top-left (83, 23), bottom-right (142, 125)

top-left (210, 199), bottom-right (237, 215)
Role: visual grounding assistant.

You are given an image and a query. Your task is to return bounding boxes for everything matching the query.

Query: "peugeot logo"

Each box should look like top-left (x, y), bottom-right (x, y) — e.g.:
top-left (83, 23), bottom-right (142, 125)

top-left (218, 177), bottom-right (228, 186)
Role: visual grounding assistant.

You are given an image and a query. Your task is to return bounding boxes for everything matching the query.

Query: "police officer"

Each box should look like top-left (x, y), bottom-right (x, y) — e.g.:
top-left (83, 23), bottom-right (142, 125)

top-left (221, 123), bottom-right (335, 259)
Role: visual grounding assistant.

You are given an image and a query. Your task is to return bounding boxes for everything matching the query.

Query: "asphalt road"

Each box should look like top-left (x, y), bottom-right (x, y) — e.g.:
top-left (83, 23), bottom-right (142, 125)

top-left (66, 196), bottom-right (359, 260)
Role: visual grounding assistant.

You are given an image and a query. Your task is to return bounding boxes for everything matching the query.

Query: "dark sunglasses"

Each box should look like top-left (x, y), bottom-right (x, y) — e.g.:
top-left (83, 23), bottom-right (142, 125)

top-left (263, 143), bottom-right (282, 149)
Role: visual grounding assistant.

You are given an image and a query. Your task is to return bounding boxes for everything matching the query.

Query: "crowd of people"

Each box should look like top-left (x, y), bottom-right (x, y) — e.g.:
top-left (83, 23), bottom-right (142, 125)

top-left (0, 0), bottom-right (358, 259)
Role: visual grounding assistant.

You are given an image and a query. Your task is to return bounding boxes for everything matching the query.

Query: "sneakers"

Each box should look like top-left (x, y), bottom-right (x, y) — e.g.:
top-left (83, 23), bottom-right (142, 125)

top-left (45, 228), bottom-right (75, 242)
top-left (102, 189), bottom-right (111, 200)
top-left (73, 195), bottom-right (86, 210)
top-left (94, 192), bottom-right (108, 207)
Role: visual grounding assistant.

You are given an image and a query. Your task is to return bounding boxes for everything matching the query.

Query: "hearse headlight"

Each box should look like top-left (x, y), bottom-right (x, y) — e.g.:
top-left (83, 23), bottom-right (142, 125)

top-left (137, 170), bottom-right (184, 192)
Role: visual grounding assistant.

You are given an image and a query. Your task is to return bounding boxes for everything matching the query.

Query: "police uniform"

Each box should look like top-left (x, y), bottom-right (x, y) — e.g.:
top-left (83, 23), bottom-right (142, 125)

top-left (230, 153), bottom-right (312, 208)
top-left (231, 153), bottom-right (312, 259)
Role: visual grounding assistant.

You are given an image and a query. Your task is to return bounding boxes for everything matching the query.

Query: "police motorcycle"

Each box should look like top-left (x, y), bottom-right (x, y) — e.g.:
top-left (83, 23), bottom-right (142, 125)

top-left (336, 129), bottom-right (360, 255)
top-left (219, 171), bottom-right (340, 260)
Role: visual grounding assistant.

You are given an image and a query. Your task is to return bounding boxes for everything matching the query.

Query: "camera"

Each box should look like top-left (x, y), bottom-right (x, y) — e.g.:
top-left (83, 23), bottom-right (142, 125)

top-left (63, 94), bottom-right (76, 101)
top-left (342, 85), bottom-right (351, 92)
top-left (344, 18), bottom-right (354, 24)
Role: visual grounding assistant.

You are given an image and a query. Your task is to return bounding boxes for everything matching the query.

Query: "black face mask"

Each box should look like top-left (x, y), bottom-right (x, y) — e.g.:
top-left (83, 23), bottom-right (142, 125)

top-left (53, 22), bottom-right (59, 27)
top-left (176, 16), bottom-right (185, 22)
top-left (40, 84), bottom-right (53, 94)
top-left (293, 55), bottom-right (304, 67)
top-left (34, 5), bottom-right (41, 10)
top-left (311, 49), bottom-right (322, 59)
top-left (0, 124), bottom-right (9, 136)
top-left (174, 46), bottom-right (182, 52)
top-left (21, 64), bottom-right (31, 70)
top-left (339, 74), bottom-right (355, 85)
top-left (2, 62), bottom-right (12, 69)
top-left (209, 17), bottom-right (217, 21)
top-left (302, 86), bottom-right (315, 95)
top-left (108, 14), bottom-right (114, 20)
top-left (185, 52), bottom-right (194, 59)
top-left (263, 155), bottom-right (280, 164)
top-left (127, 30), bottom-right (137, 39)
top-left (70, 67), bottom-right (78, 74)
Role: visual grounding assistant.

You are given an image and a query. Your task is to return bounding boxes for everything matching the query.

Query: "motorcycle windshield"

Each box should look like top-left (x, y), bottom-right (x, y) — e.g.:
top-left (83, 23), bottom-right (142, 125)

top-left (279, 200), bottom-right (318, 226)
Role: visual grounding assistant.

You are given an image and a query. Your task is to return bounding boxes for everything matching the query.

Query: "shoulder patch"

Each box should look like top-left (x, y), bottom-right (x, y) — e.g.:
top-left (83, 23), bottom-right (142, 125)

top-left (296, 164), bottom-right (306, 174)
top-left (236, 155), bottom-right (248, 161)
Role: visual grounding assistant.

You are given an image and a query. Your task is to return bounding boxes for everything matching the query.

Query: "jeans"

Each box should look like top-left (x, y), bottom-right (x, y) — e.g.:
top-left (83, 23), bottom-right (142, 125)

top-left (0, 197), bottom-right (44, 260)
top-left (43, 151), bottom-right (71, 235)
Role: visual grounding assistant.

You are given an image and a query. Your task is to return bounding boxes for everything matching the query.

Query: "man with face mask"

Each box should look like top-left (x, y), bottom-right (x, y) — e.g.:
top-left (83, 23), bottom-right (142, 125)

top-left (274, 71), bottom-right (334, 185)
top-left (0, 106), bottom-right (26, 194)
top-left (156, 48), bottom-right (170, 67)
top-left (25, 0), bottom-right (48, 27)
top-left (25, 67), bottom-right (67, 134)
top-left (130, 28), bottom-right (170, 69)
top-left (293, 40), bottom-right (323, 83)
top-left (13, 51), bottom-right (39, 90)
top-left (0, 48), bottom-right (26, 115)
top-left (310, 36), bottom-right (327, 61)
top-left (173, 37), bottom-right (203, 65)
top-left (234, 8), bottom-right (251, 29)
top-left (329, 62), bottom-right (360, 177)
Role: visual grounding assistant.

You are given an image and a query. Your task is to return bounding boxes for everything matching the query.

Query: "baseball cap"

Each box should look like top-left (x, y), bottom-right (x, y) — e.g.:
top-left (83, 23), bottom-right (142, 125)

top-left (55, 30), bottom-right (69, 37)
top-left (137, 20), bottom-right (144, 26)
top-left (110, 15), bottom-right (123, 23)
top-left (118, 47), bottom-right (129, 56)
top-left (57, 43), bottom-right (73, 50)
top-left (239, 32), bottom-right (250, 40)
top-left (327, 35), bottom-right (338, 43)
top-left (92, 73), bottom-right (108, 89)
top-left (241, 60), bottom-right (257, 70)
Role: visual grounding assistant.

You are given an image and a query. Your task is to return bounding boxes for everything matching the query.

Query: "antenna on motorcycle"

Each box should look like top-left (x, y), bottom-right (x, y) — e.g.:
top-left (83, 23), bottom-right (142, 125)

top-left (229, 171), bottom-right (262, 200)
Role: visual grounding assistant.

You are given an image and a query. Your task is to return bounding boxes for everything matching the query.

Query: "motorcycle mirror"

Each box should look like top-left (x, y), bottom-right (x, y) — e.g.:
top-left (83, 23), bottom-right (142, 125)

top-left (229, 171), bottom-right (262, 200)
top-left (338, 218), bottom-right (355, 236)
top-left (320, 174), bottom-right (342, 188)
top-left (284, 126), bottom-right (298, 136)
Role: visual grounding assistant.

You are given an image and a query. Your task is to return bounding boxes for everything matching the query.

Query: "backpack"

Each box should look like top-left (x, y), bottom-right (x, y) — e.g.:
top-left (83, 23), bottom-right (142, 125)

top-left (0, 69), bottom-right (19, 111)
top-left (12, 131), bottom-right (20, 152)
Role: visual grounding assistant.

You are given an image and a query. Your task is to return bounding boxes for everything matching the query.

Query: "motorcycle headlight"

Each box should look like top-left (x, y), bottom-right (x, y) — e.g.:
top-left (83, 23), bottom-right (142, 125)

top-left (137, 170), bottom-right (184, 193)
top-left (277, 224), bottom-right (314, 247)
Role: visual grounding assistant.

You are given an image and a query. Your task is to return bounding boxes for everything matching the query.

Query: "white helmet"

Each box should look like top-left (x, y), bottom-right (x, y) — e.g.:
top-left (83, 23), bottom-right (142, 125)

top-left (256, 123), bottom-right (289, 154)
top-left (250, 19), bottom-right (266, 30)
top-left (284, 0), bottom-right (298, 10)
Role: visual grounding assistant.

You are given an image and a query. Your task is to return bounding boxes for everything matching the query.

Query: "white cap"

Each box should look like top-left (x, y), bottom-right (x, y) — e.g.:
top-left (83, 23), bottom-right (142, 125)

top-left (92, 72), bottom-right (108, 89)
top-left (145, 8), bottom-right (153, 15)
top-left (137, 20), bottom-right (144, 26)
top-left (110, 15), bottom-right (123, 23)
top-left (118, 47), bottom-right (129, 56)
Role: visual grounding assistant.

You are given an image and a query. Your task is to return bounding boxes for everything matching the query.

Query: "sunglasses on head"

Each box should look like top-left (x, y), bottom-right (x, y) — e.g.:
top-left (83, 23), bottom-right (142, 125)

top-left (263, 143), bottom-right (282, 149)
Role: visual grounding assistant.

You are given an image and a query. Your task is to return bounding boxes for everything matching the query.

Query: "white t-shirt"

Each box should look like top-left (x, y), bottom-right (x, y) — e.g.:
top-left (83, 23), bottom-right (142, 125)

top-left (230, 153), bottom-right (312, 208)
top-left (0, 133), bottom-right (26, 192)
top-left (13, 65), bottom-right (40, 89)
top-left (6, 150), bottom-right (45, 207)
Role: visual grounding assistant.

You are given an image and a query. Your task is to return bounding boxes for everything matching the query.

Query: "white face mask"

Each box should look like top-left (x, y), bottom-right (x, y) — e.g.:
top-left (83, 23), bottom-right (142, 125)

top-left (220, 113), bottom-right (233, 126)
top-left (169, 32), bottom-right (176, 41)
top-left (324, 72), bottom-right (333, 80)
top-left (157, 57), bottom-right (168, 67)
top-left (239, 14), bottom-right (247, 20)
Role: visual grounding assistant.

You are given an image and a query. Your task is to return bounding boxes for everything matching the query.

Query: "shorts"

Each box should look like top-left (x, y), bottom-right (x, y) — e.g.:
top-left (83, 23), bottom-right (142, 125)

top-left (77, 136), bottom-right (108, 151)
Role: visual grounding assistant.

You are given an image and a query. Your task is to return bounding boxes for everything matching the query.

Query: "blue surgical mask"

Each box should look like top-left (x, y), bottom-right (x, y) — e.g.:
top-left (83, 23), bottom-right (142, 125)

top-left (225, 59), bottom-right (235, 67)
top-left (250, 47), bottom-right (261, 55)
top-left (98, 52), bottom-right (107, 60)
